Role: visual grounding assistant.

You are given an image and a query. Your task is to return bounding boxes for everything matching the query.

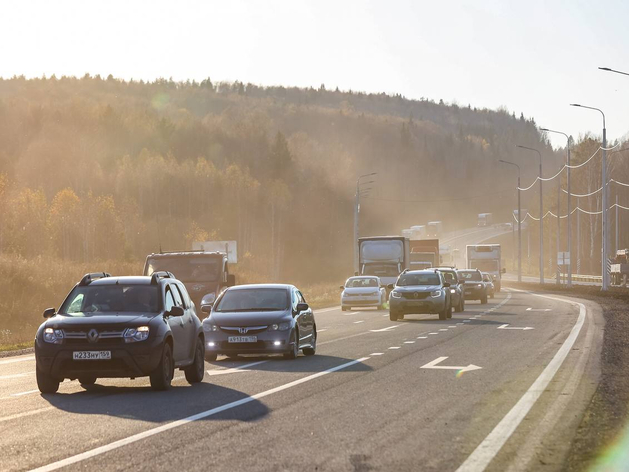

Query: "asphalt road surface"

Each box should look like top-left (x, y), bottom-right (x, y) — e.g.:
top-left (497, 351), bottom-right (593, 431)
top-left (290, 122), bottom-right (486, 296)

top-left (1, 289), bottom-right (603, 472)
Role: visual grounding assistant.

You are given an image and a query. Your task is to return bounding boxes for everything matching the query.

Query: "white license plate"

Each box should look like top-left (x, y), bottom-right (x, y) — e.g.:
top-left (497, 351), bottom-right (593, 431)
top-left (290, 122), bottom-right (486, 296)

top-left (73, 351), bottom-right (111, 360)
top-left (465, 291), bottom-right (472, 295)
top-left (228, 336), bottom-right (257, 343)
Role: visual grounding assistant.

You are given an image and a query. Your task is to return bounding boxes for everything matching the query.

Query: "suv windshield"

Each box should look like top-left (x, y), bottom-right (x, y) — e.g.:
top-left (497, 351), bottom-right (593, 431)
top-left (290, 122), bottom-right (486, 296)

top-left (60, 285), bottom-right (160, 315)
top-left (346, 278), bottom-right (379, 288)
top-left (215, 288), bottom-right (289, 312)
top-left (458, 271), bottom-right (482, 282)
top-left (147, 256), bottom-right (221, 283)
top-left (397, 273), bottom-right (440, 286)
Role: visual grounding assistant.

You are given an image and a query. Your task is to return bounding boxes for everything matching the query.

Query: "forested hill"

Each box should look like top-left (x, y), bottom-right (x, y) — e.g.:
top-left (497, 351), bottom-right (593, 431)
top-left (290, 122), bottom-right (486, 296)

top-left (0, 75), bottom-right (557, 282)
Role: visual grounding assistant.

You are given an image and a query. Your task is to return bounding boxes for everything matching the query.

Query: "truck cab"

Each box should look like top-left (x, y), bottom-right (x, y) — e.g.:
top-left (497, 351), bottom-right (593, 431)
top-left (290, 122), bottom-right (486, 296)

top-left (143, 251), bottom-right (236, 313)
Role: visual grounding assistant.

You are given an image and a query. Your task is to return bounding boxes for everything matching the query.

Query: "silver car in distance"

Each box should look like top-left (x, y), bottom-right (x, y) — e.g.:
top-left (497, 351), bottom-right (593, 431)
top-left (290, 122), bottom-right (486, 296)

top-left (340, 276), bottom-right (387, 311)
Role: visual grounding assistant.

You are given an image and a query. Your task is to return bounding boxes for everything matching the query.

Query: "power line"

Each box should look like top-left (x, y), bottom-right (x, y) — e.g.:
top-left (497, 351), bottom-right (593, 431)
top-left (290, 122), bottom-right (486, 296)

top-left (362, 187), bottom-right (513, 203)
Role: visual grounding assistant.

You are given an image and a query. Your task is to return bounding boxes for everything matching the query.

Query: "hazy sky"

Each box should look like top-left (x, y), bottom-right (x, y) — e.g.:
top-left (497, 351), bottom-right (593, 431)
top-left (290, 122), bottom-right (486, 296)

top-left (1, 0), bottom-right (628, 148)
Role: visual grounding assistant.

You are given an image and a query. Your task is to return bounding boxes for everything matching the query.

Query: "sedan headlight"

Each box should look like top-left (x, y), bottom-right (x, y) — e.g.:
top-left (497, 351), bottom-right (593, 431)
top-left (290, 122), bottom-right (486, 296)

top-left (124, 326), bottom-right (149, 343)
top-left (477, 284), bottom-right (483, 289)
top-left (268, 322), bottom-right (291, 331)
top-left (390, 291), bottom-right (402, 299)
top-left (43, 328), bottom-right (64, 344)
top-left (430, 290), bottom-right (442, 298)
top-left (450, 289), bottom-right (456, 294)
top-left (203, 323), bottom-right (219, 332)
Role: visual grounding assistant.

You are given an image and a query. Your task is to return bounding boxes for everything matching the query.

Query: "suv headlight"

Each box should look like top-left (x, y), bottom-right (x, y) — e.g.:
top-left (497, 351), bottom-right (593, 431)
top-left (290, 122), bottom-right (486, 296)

top-left (124, 326), bottom-right (149, 343)
top-left (43, 328), bottom-right (64, 344)
top-left (203, 323), bottom-right (219, 332)
top-left (477, 284), bottom-right (483, 289)
top-left (390, 291), bottom-right (402, 298)
top-left (268, 322), bottom-right (291, 331)
top-left (430, 290), bottom-right (442, 298)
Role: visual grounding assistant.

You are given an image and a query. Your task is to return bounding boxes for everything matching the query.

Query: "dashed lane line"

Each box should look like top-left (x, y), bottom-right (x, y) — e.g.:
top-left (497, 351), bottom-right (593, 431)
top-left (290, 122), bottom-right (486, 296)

top-left (388, 347), bottom-right (401, 350)
top-left (353, 320), bottom-right (365, 324)
top-left (0, 406), bottom-right (54, 424)
top-left (30, 356), bottom-right (371, 472)
top-left (0, 356), bottom-right (35, 366)
top-left (370, 353), bottom-right (384, 356)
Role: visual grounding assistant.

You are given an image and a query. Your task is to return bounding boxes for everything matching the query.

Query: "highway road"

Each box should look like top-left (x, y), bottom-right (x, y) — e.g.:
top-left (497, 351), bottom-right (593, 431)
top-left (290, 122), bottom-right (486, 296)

top-left (0, 289), bottom-right (603, 471)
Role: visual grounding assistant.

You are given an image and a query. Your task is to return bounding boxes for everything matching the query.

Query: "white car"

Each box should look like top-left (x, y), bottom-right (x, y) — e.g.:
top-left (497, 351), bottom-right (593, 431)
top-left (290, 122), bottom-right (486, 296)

top-left (340, 276), bottom-right (387, 311)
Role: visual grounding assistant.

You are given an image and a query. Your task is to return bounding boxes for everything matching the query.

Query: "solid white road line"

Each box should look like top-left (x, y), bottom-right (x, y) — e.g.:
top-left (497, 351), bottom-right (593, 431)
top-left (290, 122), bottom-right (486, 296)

top-left (0, 406), bottom-right (54, 423)
top-left (30, 357), bottom-right (371, 472)
top-left (206, 360), bottom-right (267, 376)
top-left (0, 356), bottom-right (35, 366)
top-left (456, 293), bottom-right (586, 472)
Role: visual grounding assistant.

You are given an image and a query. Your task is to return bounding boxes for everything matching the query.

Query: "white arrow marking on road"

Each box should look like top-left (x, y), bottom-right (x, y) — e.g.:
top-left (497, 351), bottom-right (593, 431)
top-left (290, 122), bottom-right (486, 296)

top-left (497, 324), bottom-right (534, 331)
top-left (420, 356), bottom-right (482, 373)
top-left (526, 308), bottom-right (551, 312)
top-left (369, 325), bottom-right (400, 332)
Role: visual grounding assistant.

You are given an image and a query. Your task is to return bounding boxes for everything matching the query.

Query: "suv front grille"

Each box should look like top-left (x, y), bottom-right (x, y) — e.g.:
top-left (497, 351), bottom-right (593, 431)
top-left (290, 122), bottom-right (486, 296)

top-left (62, 329), bottom-right (125, 344)
top-left (401, 291), bottom-right (431, 300)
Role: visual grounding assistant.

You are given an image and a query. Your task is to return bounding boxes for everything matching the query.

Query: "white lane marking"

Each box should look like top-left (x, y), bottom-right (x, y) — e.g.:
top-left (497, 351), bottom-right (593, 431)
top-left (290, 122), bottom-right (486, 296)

top-left (448, 326), bottom-right (457, 328)
top-left (417, 336), bottom-right (428, 339)
top-left (456, 322), bottom-right (464, 325)
top-left (526, 308), bottom-right (551, 312)
top-left (370, 353), bottom-right (384, 356)
top-left (456, 292), bottom-right (586, 472)
top-left (30, 357), bottom-right (371, 472)
top-left (0, 372), bottom-right (34, 380)
top-left (369, 326), bottom-right (400, 333)
top-left (439, 329), bottom-right (448, 331)
top-left (0, 406), bottom-right (54, 423)
top-left (382, 314), bottom-right (388, 317)
top-left (315, 306), bottom-right (342, 314)
top-left (353, 320), bottom-right (365, 324)
top-left (11, 389), bottom-right (39, 397)
top-left (421, 356), bottom-right (482, 373)
top-left (404, 341), bottom-right (415, 344)
top-left (318, 329), bottom-right (328, 332)
top-left (206, 360), bottom-right (267, 376)
top-left (429, 332), bottom-right (439, 335)
top-left (343, 311), bottom-right (360, 316)
top-left (497, 324), bottom-right (534, 331)
top-left (0, 356), bottom-right (35, 366)
top-left (388, 347), bottom-right (400, 350)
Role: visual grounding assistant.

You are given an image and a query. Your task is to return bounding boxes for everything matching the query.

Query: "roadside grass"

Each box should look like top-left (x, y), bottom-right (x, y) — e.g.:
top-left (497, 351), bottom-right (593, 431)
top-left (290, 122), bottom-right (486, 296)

top-left (0, 341), bottom-right (32, 353)
top-left (504, 281), bottom-right (629, 471)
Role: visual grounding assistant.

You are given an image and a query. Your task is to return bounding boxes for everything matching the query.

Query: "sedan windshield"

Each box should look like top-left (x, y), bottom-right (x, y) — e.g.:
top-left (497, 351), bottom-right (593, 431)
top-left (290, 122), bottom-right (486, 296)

top-left (397, 274), bottom-right (440, 286)
top-left (60, 285), bottom-right (159, 315)
top-left (346, 278), bottom-right (379, 288)
top-left (215, 288), bottom-right (289, 312)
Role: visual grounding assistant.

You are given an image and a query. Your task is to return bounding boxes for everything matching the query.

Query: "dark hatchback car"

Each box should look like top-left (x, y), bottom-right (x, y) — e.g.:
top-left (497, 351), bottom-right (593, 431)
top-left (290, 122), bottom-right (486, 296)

top-left (35, 272), bottom-right (205, 393)
top-left (202, 284), bottom-right (316, 360)
top-left (457, 269), bottom-right (488, 304)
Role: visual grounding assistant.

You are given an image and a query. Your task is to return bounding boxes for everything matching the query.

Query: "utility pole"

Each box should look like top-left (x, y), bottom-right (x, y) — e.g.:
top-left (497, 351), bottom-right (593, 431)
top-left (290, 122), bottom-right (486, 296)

top-left (499, 159), bottom-right (522, 282)
top-left (354, 173), bottom-right (376, 275)
top-left (517, 145), bottom-right (543, 284)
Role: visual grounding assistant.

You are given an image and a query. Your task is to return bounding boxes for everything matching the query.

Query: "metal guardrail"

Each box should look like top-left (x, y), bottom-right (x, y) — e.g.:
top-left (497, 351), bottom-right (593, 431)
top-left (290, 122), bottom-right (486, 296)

top-left (558, 273), bottom-right (603, 283)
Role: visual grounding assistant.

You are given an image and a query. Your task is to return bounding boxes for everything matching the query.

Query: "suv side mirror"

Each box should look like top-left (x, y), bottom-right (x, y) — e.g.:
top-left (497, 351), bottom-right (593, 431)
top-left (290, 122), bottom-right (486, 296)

top-left (444, 282), bottom-right (451, 288)
top-left (339, 285), bottom-right (345, 290)
top-left (43, 307), bottom-right (56, 318)
top-left (296, 303), bottom-right (309, 313)
top-left (387, 283), bottom-right (394, 290)
top-left (169, 306), bottom-right (185, 317)
top-left (201, 305), bottom-right (212, 314)
top-left (227, 274), bottom-right (236, 287)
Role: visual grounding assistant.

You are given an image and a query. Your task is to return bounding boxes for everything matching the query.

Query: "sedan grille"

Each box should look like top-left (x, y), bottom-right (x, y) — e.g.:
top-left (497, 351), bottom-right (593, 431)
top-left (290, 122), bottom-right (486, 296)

top-left (219, 326), bottom-right (268, 335)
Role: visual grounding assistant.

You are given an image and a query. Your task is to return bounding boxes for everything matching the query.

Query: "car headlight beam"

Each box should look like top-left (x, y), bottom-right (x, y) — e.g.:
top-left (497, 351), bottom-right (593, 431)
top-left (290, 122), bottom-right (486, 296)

top-left (123, 326), bottom-right (150, 343)
top-left (43, 328), bottom-right (64, 344)
top-left (390, 291), bottom-right (402, 299)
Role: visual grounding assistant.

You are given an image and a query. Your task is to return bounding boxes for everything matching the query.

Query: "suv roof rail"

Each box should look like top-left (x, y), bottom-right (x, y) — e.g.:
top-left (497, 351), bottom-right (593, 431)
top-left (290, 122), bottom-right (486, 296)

top-left (151, 271), bottom-right (175, 284)
top-left (158, 249), bottom-right (205, 255)
top-left (79, 272), bottom-right (111, 286)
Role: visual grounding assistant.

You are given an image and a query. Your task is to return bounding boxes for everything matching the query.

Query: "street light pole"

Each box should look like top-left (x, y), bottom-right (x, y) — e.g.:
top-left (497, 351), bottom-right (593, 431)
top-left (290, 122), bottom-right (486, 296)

top-left (517, 145), bottom-right (544, 284)
top-left (540, 128), bottom-right (572, 286)
top-left (599, 66), bottom-right (629, 77)
top-left (499, 160), bottom-right (521, 282)
top-left (570, 104), bottom-right (608, 290)
top-left (354, 173), bottom-right (377, 275)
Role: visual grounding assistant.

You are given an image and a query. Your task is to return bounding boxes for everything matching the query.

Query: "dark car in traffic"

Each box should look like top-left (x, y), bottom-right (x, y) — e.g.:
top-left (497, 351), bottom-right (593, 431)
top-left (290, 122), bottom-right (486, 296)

top-left (457, 269), bottom-right (488, 304)
top-left (202, 284), bottom-right (316, 360)
top-left (434, 267), bottom-right (465, 312)
top-left (482, 272), bottom-right (495, 298)
top-left (388, 269), bottom-right (452, 321)
top-left (34, 272), bottom-right (205, 393)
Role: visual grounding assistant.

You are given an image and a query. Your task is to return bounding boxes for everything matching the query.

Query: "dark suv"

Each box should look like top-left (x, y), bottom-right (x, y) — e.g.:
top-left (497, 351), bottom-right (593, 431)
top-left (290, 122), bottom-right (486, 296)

top-left (34, 272), bottom-right (205, 393)
top-left (457, 269), bottom-right (488, 304)
top-left (388, 269), bottom-right (452, 321)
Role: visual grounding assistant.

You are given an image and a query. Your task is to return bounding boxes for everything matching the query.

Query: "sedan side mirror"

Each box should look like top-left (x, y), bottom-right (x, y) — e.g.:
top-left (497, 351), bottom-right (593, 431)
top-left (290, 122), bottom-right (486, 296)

top-left (43, 307), bottom-right (56, 319)
top-left (339, 285), bottom-right (345, 290)
top-left (201, 305), bottom-right (212, 314)
top-left (296, 303), bottom-right (309, 313)
top-left (444, 282), bottom-right (451, 288)
top-left (169, 306), bottom-right (185, 317)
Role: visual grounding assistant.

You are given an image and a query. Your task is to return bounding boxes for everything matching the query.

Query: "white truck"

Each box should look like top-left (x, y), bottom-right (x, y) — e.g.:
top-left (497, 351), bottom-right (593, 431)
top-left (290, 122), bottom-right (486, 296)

top-left (426, 221), bottom-right (442, 238)
top-left (358, 236), bottom-right (411, 290)
top-left (477, 213), bottom-right (493, 227)
top-left (466, 244), bottom-right (505, 292)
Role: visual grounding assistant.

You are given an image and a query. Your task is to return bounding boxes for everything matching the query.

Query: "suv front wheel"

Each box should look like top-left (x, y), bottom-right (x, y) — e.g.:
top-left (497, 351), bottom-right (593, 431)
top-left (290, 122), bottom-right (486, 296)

top-left (36, 368), bottom-right (60, 394)
top-left (150, 343), bottom-right (174, 391)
